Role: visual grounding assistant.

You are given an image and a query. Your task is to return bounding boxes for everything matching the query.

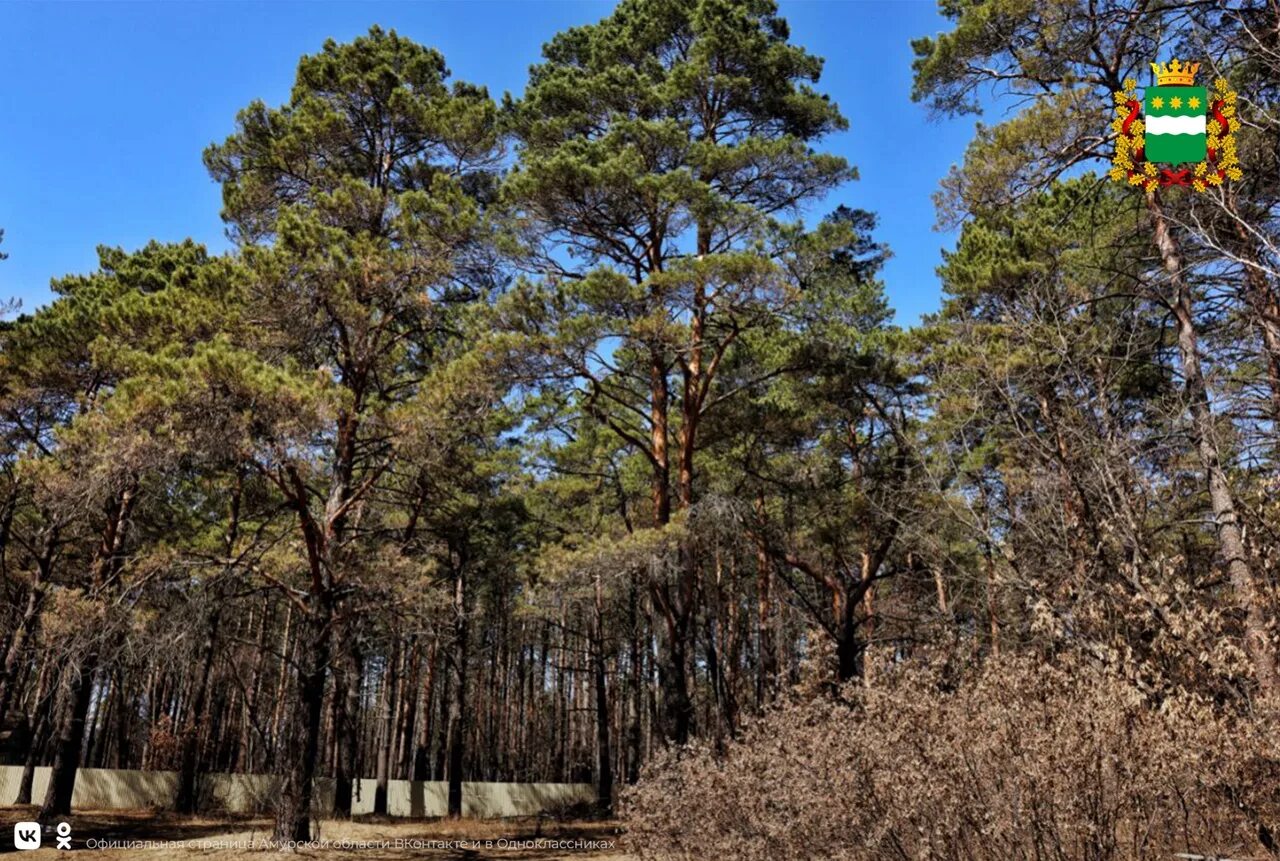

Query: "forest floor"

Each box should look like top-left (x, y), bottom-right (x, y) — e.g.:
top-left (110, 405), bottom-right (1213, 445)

top-left (0, 807), bottom-right (631, 859)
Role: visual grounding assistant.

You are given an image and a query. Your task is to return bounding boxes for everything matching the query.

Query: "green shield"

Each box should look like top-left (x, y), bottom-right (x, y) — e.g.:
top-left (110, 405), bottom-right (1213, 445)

top-left (1144, 86), bottom-right (1207, 165)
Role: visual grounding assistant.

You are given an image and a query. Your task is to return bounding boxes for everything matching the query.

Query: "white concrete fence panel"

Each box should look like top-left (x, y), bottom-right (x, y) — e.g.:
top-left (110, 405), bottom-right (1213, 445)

top-left (0, 766), bottom-right (594, 818)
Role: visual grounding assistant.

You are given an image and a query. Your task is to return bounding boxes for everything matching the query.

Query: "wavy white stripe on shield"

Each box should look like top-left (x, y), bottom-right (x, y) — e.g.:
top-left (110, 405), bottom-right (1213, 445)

top-left (1146, 114), bottom-right (1207, 135)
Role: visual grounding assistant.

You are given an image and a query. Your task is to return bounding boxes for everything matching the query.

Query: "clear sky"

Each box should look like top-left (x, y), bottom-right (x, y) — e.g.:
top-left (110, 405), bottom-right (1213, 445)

top-left (0, 0), bottom-right (979, 326)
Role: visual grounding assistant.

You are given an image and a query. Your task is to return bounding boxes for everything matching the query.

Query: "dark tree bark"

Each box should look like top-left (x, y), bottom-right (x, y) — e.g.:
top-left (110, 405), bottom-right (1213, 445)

top-left (16, 688), bottom-right (53, 805)
top-left (175, 610), bottom-right (219, 814)
top-left (397, 640), bottom-right (420, 781)
top-left (273, 596), bottom-right (331, 843)
top-left (0, 558), bottom-right (47, 723)
top-left (755, 523), bottom-right (777, 707)
top-left (592, 575), bottom-right (613, 816)
top-left (373, 639), bottom-right (399, 816)
top-left (332, 639), bottom-right (362, 817)
top-left (433, 666), bottom-right (450, 781)
top-left (625, 574), bottom-right (644, 784)
top-left (39, 661), bottom-right (96, 819)
top-left (654, 617), bottom-right (693, 744)
top-left (446, 554), bottom-right (469, 818)
top-left (413, 636), bottom-right (437, 781)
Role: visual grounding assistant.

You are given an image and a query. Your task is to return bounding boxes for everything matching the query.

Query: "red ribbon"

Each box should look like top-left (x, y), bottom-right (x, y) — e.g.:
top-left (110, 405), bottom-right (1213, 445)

top-left (1120, 99), bottom-right (1147, 184)
top-left (1159, 168), bottom-right (1192, 187)
top-left (1211, 99), bottom-right (1229, 135)
top-left (1122, 99), bottom-right (1141, 135)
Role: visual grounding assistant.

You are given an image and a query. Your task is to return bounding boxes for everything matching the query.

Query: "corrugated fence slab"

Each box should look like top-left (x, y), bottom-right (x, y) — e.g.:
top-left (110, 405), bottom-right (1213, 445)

top-left (0, 766), bottom-right (594, 818)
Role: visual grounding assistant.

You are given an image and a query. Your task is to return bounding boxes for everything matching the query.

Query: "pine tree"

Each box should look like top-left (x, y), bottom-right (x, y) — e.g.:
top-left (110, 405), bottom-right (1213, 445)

top-left (503, 0), bottom-right (851, 744)
top-left (203, 26), bottom-right (501, 836)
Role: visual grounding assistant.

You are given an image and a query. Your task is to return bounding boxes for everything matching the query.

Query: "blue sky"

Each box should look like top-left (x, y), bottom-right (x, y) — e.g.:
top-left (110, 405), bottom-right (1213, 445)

top-left (0, 0), bottom-right (978, 326)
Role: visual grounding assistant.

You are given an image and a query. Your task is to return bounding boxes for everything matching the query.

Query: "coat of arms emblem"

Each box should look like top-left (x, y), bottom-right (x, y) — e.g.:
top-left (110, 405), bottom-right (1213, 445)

top-left (1109, 59), bottom-right (1243, 192)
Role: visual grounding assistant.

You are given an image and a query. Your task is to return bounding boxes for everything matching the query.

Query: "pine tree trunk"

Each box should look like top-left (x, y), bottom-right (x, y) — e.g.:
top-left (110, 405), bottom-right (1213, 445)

top-left (656, 620), bottom-right (693, 744)
top-left (433, 667), bottom-right (450, 780)
top-left (835, 588), bottom-right (863, 685)
top-left (374, 640), bottom-right (398, 815)
top-left (625, 574), bottom-right (643, 784)
top-left (39, 658), bottom-right (96, 819)
top-left (0, 580), bottom-right (43, 723)
top-left (397, 640), bottom-right (420, 780)
top-left (15, 665), bottom-right (53, 805)
top-left (333, 639), bottom-right (362, 816)
top-left (414, 637), bottom-right (437, 780)
top-left (593, 576), bottom-right (613, 816)
top-left (273, 598), bottom-right (331, 844)
top-left (446, 561), bottom-right (468, 818)
top-left (236, 600), bottom-right (268, 773)
top-left (1147, 190), bottom-right (1278, 695)
top-left (649, 352), bottom-right (671, 527)
top-left (16, 709), bottom-right (50, 805)
top-left (83, 671), bottom-right (113, 768)
top-left (176, 609), bottom-right (219, 814)
top-left (754, 495), bottom-right (777, 708)
top-left (112, 675), bottom-right (132, 769)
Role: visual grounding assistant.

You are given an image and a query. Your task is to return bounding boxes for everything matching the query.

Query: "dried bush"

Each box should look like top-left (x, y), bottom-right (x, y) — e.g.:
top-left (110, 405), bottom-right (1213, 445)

top-left (145, 714), bottom-right (183, 771)
top-left (622, 656), bottom-right (1280, 861)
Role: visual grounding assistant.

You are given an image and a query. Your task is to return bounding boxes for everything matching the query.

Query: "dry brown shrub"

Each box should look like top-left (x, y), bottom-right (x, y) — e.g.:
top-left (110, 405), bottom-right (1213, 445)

top-left (145, 714), bottom-right (183, 770)
top-left (622, 656), bottom-right (1280, 861)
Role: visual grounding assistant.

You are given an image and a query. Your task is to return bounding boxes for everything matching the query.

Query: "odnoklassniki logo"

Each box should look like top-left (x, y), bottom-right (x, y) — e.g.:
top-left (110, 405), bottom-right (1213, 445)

top-left (1109, 59), bottom-right (1243, 192)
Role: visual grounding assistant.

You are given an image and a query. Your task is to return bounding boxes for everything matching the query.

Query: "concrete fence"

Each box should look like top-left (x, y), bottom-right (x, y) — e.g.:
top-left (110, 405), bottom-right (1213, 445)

top-left (0, 766), bottom-right (594, 818)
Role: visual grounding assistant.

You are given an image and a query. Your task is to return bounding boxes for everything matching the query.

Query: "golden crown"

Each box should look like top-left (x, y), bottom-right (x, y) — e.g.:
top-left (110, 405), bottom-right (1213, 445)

top-left (1151, 59), bottom-right (1199, 87)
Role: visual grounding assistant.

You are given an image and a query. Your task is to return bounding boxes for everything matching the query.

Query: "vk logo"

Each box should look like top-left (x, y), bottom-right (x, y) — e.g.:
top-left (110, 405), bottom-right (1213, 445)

top-left (13, 821), bottom-right (40, 850)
